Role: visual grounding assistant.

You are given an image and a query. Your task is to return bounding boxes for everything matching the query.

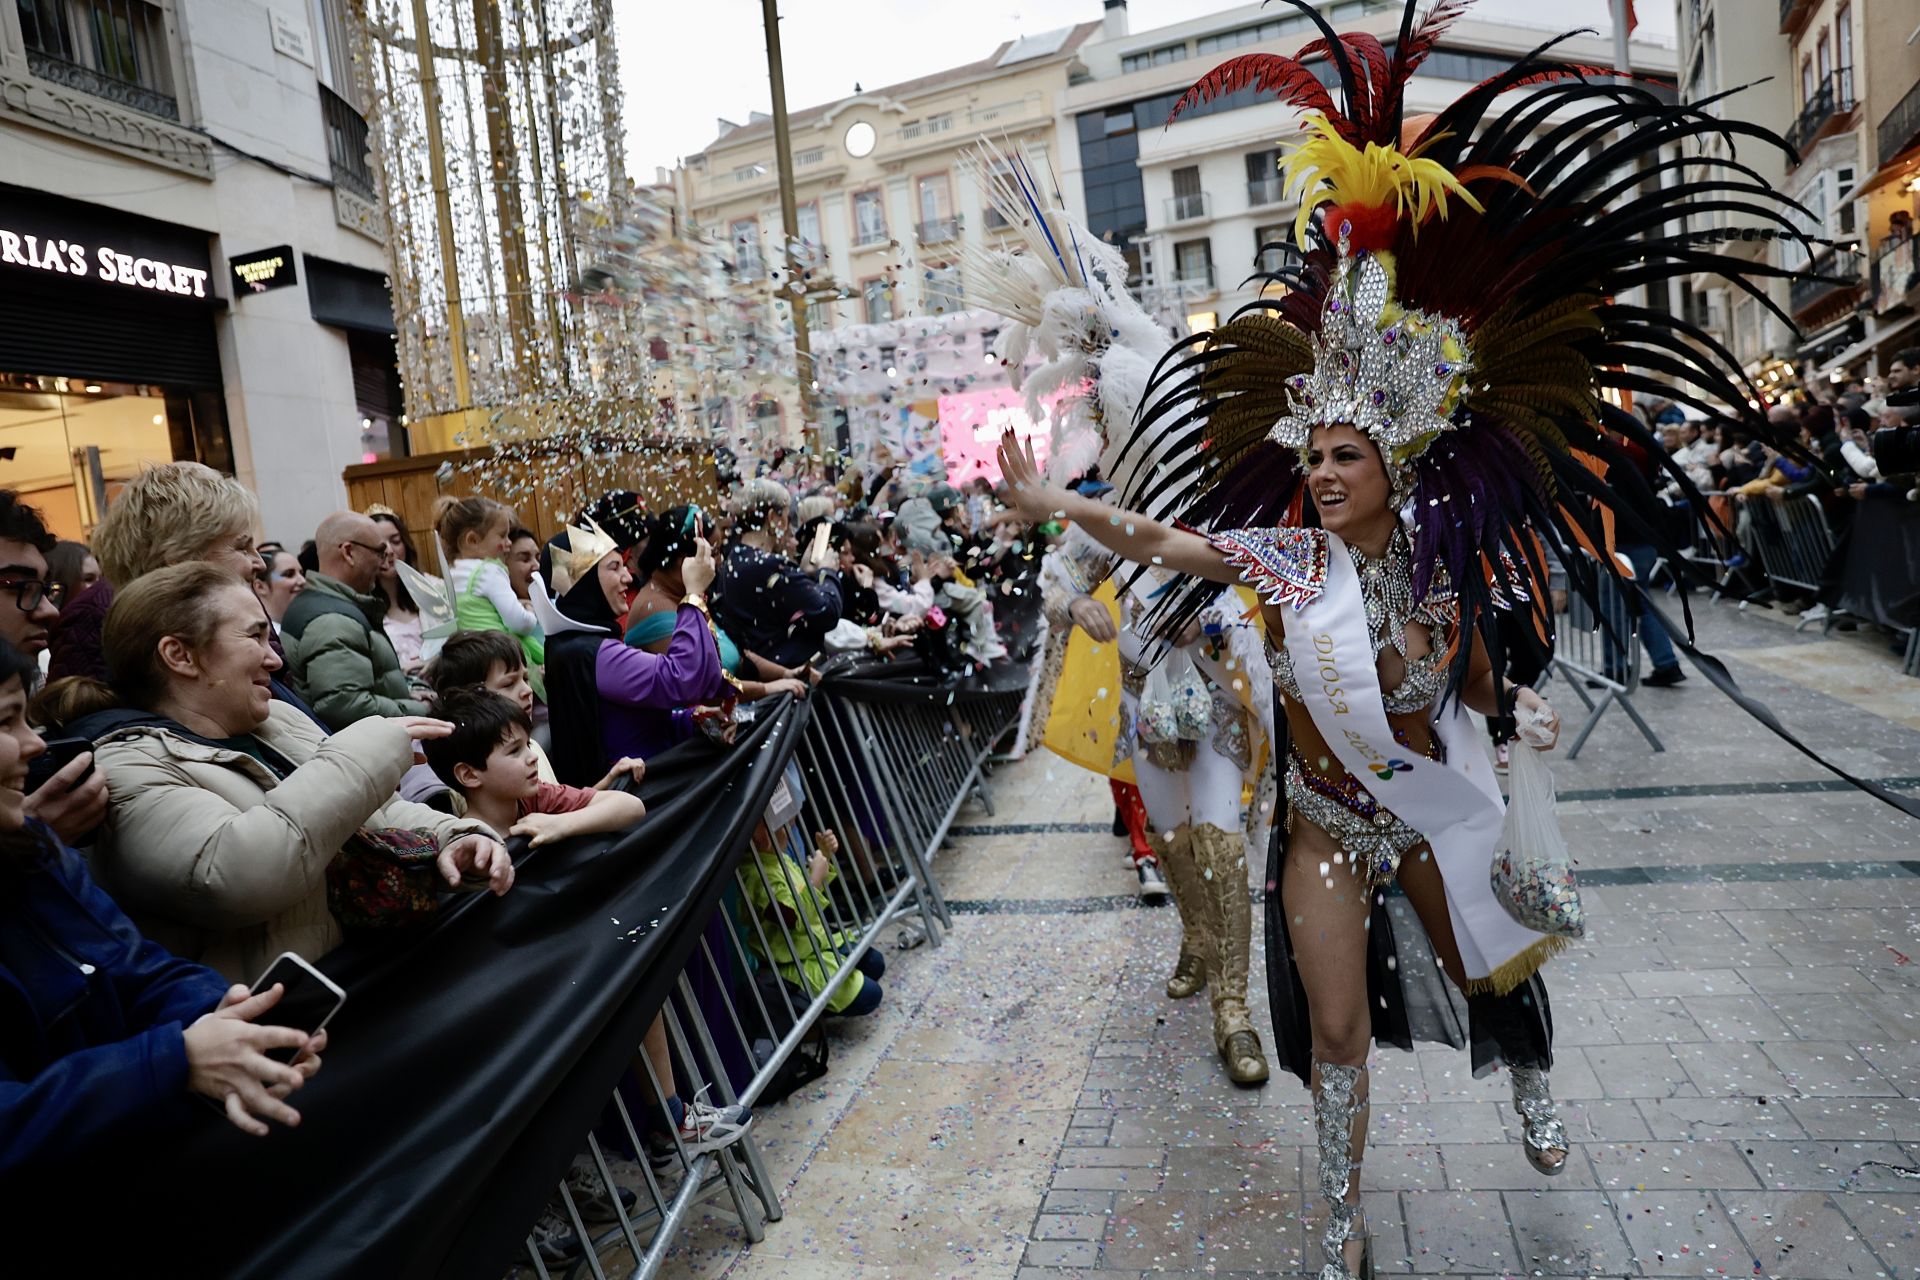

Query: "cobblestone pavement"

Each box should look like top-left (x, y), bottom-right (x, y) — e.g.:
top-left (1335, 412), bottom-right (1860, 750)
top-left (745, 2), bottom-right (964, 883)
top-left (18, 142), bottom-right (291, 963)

top-left (661, 600), bottom-right (1920, 1279)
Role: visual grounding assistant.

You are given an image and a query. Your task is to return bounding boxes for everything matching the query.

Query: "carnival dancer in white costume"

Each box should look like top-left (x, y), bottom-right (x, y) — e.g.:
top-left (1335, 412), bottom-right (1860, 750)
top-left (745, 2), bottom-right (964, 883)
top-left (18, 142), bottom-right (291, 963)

top-left (1000, 3), bottom-right (1820, 1272)
top-left (968, 141), bottom-right (1276, 1085)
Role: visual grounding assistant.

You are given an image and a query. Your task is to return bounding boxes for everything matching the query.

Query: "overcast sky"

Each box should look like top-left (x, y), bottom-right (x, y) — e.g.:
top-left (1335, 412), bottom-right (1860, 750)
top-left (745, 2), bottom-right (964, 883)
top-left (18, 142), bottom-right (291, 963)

top-left (613, 0), bottom-right (1675, 180)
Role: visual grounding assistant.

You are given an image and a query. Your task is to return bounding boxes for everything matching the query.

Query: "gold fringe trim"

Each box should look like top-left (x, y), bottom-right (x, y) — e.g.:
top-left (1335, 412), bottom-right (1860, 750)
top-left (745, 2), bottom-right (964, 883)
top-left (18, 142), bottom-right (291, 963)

top-left (1459, 934), bottom-right (1574, 997)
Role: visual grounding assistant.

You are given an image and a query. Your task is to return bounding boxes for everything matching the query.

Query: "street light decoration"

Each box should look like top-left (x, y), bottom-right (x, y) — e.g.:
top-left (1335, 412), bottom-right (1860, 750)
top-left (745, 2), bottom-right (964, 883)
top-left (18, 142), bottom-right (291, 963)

top-left (349, 0), bottom-right (697, 503)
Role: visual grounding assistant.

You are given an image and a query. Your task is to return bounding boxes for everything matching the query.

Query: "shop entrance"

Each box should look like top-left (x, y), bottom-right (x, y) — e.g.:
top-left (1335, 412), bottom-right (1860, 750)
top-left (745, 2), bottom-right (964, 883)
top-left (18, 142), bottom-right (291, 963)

top-left (0, 375), bottom-right (224, 540)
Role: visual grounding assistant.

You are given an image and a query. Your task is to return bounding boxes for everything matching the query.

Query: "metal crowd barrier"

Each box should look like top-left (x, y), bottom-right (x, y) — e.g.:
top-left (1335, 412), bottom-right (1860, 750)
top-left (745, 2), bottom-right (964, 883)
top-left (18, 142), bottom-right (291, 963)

top-left (1739, 494), bottom-right (1836, 624)
top-left (1543, 553), bottom-right (1664, 760)
top-left (515, 667), bottom-right (1026, 1280)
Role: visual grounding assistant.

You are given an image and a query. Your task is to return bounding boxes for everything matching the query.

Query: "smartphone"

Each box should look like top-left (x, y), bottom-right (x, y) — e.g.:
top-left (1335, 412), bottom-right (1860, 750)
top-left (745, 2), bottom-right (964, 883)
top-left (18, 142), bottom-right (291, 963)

top-left (248, 952), bottom-right (347, 1063)
top-left (25, 736), bottom-right (94, 796)
top-left (808, 521), bottom-right (832, 567)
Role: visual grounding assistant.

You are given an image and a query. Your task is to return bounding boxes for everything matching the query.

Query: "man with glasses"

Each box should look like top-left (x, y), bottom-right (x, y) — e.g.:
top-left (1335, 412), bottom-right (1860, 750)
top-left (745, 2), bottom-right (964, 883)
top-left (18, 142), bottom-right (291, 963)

top-left (279, 511), bottom-right (429, 731)
top-left (0, 491), bottom-right (108, 841)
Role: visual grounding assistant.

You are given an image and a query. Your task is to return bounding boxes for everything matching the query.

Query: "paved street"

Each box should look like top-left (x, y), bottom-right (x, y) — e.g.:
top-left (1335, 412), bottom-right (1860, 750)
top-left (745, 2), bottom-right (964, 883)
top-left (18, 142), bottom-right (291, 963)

top-left (661, 597), bottom-right (1920, 1280)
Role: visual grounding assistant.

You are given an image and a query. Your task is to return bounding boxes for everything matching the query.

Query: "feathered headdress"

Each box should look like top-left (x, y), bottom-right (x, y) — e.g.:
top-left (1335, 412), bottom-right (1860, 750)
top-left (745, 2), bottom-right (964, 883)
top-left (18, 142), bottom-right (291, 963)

top-left (959, 139), bottom-right (1170, 484)
top-left (1115, 0), bottom-right (1819, 694)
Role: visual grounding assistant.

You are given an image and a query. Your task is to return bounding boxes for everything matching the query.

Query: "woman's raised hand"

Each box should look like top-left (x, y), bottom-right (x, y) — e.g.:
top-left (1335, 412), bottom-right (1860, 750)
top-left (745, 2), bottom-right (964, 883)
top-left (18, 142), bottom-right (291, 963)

top-left (995, 431), bottom-right (1063, 521)
top-left (682, 537), bottom-right (717, 597)
top-left (395, 716), bottom-right (454, 741)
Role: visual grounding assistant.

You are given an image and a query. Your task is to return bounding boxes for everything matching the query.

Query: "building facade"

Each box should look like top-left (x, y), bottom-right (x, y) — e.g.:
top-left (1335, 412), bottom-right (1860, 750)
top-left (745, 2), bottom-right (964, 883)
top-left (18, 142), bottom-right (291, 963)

top-left (677, 20), bottom-right (1101, 449)
top-left (1675, 0), bottom-right (1795, 397)
top-left (1056, 1), bottom-right (1678, 334)
top-left (0, 0), bottom-right (398, 544)
top-left (1774, 0), bottom-right (1920, 384)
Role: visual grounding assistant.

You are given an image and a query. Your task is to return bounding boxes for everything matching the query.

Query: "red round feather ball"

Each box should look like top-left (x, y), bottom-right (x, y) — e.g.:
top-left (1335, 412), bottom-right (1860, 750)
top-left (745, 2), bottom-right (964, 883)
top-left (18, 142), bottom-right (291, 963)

top-left (1324, 202), bottom-right (1399, 253)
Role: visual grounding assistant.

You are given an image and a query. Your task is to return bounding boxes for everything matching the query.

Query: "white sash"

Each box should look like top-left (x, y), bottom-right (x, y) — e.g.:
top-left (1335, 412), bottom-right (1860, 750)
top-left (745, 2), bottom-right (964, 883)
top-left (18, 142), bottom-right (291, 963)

top-left (1285, 532), bottom-right (1550, 987)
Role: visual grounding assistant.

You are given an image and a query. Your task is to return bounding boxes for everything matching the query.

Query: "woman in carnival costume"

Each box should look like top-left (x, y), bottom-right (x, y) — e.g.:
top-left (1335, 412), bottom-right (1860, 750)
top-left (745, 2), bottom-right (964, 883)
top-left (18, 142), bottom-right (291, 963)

top-left (998, 4), bottom-right (1812, 1274)
top-left (967, 143), bottom-right (1279, 1085)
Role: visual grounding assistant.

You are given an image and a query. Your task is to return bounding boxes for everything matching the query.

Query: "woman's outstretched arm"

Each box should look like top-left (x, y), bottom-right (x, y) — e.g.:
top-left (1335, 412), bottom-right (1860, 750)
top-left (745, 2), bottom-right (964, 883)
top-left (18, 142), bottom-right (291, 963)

top-left (995, 432), bottom-right (1238, 585)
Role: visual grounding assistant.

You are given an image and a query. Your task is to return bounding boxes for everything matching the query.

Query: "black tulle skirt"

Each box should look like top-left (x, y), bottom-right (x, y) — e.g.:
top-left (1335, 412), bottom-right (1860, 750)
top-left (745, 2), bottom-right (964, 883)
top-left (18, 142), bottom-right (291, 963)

top-left (1263, 707), bottom-right (1553, 1088)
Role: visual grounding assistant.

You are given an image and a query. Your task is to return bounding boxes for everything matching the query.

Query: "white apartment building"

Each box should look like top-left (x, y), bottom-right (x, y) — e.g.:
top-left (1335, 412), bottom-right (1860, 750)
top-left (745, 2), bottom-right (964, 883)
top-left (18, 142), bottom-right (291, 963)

top-left (1057, 1), bottom-right (1678, 334)
top-left (0, 0), bottom-right (399, 544)
top-left (1675, 0), bottom-right (1794, 395)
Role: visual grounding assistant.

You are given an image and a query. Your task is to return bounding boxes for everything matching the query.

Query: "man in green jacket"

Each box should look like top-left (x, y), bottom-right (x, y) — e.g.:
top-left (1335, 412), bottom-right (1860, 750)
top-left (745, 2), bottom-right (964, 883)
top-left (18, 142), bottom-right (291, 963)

top-left (281, 511), bottom-right (429, 730)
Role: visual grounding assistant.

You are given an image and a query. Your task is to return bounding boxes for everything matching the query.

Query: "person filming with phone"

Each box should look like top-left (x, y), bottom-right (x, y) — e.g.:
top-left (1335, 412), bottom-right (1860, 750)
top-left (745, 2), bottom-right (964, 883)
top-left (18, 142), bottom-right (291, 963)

top-left (0, 637), bottom-right (326, 1172)
top-left (712, 479), bottom-right (845, 671)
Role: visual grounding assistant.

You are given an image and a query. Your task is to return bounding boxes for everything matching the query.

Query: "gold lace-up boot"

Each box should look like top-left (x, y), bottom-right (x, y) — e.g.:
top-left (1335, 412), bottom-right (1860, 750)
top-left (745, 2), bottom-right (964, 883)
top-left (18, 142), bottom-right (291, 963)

top-left (1150, 824), bottom-right (1208, 999)
top-left (1188, 822), bottom-right (1268, 1085)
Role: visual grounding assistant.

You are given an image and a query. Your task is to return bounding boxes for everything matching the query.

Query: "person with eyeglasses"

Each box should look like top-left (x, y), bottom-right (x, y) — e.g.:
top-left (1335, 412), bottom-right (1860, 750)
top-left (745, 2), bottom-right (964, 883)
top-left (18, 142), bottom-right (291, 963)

top-left (0, 492), bottom-right (107, 845)
top-left (278, 512), bottom-right (429, 731)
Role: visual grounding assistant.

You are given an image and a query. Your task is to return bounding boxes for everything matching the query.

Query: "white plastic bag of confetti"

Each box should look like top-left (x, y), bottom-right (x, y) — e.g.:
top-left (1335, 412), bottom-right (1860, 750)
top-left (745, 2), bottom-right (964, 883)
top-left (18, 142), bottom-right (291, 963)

top-left (1491, 741), bottom-right (1585, 938)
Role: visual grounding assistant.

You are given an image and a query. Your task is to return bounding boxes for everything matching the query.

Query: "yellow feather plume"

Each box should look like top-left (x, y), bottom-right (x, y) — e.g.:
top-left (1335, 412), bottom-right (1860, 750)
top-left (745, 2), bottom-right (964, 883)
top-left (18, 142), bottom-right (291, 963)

top-left (1280, 113), bottom-right (1484, 245)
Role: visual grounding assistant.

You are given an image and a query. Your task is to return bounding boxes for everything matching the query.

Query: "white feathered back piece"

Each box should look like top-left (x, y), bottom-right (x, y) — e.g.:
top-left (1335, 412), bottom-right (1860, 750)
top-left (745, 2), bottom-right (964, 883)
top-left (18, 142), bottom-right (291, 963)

top-left (959, 139), bottom-right (1170, 486)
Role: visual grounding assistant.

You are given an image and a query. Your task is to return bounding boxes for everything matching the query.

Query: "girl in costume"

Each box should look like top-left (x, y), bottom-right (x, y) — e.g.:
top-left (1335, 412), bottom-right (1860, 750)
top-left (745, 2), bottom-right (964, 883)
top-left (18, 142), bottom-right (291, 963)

top-left (434, 495), bottom-right (545, 677)
top-left (1001, 4), bottom-right (1812, 1274)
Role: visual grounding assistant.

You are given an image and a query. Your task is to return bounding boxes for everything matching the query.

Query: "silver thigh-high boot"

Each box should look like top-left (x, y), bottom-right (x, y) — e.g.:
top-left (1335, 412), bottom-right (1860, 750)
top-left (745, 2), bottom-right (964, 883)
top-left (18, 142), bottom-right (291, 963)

top-left (1509, 1066), bottom-right (1569, 1176)
top-left (1312, 1061), bottom-right (1373, 1279)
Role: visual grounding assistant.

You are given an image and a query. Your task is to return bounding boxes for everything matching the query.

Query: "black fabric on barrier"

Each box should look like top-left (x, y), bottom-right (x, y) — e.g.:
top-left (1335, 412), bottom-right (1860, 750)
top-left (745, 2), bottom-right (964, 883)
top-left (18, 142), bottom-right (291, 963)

top-left (1835, 498), bottom-right (1920, 632)
top-left (12, 695), bottom-right (807, 1278)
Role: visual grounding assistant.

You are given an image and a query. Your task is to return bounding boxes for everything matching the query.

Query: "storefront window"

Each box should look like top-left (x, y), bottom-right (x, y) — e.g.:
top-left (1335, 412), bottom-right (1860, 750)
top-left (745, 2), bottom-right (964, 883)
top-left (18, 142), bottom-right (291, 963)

top-left (0, 375), bottom-right (200, 539)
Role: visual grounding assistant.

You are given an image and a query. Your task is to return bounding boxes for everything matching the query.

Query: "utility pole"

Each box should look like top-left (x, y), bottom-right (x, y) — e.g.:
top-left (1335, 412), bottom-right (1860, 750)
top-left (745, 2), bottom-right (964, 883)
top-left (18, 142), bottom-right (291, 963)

top-left (760, 0), bottom-right (819, 460)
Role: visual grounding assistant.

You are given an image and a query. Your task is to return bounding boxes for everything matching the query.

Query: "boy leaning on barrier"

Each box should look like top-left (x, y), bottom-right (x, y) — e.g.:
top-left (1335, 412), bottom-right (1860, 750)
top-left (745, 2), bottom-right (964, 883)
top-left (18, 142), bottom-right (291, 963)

top-left (425, 687), bottom-right (751, 1263)
top-left (421, 688), bottom-right (645, 842)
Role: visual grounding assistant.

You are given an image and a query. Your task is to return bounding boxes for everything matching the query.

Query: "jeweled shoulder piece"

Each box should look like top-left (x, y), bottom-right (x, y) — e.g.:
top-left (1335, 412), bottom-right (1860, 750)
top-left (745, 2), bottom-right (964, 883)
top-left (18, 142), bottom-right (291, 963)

top-left (1210, 526), bottom-right (1330, 611)
top-left (1268, 245), bottom-right (1470, 463)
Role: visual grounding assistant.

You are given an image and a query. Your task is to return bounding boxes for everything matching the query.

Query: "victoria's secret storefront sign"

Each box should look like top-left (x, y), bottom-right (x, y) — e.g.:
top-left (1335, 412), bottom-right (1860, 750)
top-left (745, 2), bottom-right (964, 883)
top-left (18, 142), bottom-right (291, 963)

top-left (0, 183), bottom-right (216, 303)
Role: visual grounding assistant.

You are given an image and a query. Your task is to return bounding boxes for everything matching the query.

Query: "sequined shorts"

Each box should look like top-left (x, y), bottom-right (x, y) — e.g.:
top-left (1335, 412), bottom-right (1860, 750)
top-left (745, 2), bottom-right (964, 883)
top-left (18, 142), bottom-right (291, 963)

top-left (1284, 754), bottom-right (1425, 890)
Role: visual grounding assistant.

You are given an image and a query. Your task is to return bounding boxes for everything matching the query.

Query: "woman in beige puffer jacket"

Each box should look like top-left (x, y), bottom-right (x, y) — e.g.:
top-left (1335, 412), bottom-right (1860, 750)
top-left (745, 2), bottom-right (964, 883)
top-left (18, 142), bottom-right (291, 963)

top-left (45, 563), bottom-right (514, 982)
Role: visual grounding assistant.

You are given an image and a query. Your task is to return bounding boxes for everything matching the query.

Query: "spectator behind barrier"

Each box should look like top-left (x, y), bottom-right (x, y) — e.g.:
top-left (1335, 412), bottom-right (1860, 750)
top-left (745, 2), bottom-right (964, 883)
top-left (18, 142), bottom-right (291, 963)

top-left (541, 521), bottom-right (727, 784)
top-left (39, 563), bottom-right (511, 981)
top-left (0, 637), bottom-right (326, 1172)
top-left (714, 478), bottom-right (844, 671)
top-left (426, 630), bottom-right (558, 784)
top-left (423, 689), bottom-right (644, 845)
top-left (435, 496), bottom-right (544, 676)
top-left (740, 820), bottom-right (884, 1018)
top-left (282, 511), bottom-right (430, 729)
top-left (251, 545), bottom-right (308, 630)
top-left (628, 505), bottom-right (808, 705)
top-left (505, 526), bottom-right (542, 605)
top-left (0, 492), bottom-right (62, 667)
top-left (44, 541), bottom-right (100, 613)
top-left (367, 510), bottom-right (426, 677)
top-left (0, 492), bottom-right (107, 846)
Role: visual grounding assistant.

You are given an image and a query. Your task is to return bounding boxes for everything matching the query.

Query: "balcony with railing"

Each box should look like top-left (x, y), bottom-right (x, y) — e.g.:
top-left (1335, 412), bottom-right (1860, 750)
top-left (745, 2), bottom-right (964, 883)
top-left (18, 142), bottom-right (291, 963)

top-left (1789, 248), bottom-right (1863, 317)
top-left (1788, 68), bottom-right (1855, 158)
top-left (1171, 263), bottom-right (1216, 293)
top-left (1247, 177), bottom-right (1286, 208)
top-left (321, 85), bottom-right (376, 201)
top-left (1879, 76), bottom-right (1920, 169)
top-left (18, 0), bottom-right (178, 120)
top-left (916, 216), bottom-right (962, 245)
top-left (1873, 236), bottom-right (1918, 316)
top-left (1164, 192), bottom-right (1211, 225)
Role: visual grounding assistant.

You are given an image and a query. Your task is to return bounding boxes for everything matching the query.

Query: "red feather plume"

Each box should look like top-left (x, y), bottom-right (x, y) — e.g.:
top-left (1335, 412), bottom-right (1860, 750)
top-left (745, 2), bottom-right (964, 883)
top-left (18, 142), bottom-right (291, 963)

top-left (1296, 32), bottom-right (1393, 133)
top-left (1167, 54), bottom-right (1342, 133)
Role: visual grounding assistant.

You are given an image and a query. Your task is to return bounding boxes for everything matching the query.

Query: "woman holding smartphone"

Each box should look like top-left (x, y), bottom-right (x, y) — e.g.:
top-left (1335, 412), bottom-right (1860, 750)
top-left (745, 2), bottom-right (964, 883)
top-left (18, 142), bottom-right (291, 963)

top-left (0, 637), bottom-right (326, 1169)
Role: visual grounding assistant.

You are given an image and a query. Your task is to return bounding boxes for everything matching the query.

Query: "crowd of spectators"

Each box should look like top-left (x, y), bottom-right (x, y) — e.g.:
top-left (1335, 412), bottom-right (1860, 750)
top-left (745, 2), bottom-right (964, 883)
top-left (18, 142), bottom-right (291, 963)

top-left (0, 457), bottom-right (1029, 1255)
top-left (1628, 347), bottom-right (1919, 652)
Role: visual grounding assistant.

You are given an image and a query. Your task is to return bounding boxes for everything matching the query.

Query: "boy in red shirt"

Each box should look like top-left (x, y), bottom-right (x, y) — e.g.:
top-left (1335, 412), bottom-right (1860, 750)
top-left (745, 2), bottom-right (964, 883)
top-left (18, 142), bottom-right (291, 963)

top-left (423, 689), bottom-right (646, 842)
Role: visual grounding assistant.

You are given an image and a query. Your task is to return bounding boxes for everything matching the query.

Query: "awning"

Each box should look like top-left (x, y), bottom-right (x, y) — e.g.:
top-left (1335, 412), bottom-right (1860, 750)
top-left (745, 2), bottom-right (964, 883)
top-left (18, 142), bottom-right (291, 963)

top-left (1811, 311), bottom-right (1920, 380)
top-left (1856, 145), bottom-right (1920, 200)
